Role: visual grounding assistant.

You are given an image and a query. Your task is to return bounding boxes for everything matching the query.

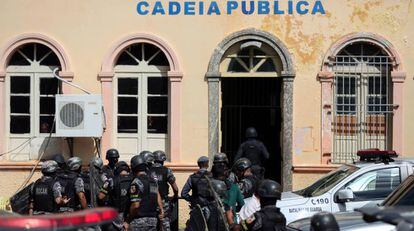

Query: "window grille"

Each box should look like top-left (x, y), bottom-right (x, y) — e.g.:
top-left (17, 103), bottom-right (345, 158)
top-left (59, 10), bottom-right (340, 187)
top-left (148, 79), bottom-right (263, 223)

top-left (332, 43), bottom-right (394, 163)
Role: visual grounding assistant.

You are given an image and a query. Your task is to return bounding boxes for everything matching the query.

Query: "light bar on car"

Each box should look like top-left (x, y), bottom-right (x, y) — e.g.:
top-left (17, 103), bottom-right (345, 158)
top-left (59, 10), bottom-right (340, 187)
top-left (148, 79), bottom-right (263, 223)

top-left (0, 207), bottom-right (117, 231)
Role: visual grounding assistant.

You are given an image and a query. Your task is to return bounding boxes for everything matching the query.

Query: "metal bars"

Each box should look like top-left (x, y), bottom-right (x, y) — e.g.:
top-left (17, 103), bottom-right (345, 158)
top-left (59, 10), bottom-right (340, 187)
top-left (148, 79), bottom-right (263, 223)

top-left (332, 54), bottom-right (393, 163)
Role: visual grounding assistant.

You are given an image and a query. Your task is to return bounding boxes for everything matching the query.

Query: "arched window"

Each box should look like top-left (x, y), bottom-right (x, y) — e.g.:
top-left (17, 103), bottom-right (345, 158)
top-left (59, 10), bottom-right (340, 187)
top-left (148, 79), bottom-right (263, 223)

top-left (114, 43), bottom-right (169, 155)
top-left (7, 43), bottom-right (60, 135)
top-left (332, 42), bottom-right (392, 163)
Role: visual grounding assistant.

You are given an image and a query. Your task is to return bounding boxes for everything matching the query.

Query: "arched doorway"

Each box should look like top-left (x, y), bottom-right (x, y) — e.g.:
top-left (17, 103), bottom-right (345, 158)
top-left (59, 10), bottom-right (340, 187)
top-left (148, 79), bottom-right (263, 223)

top-left (206, 28), bottom-right (295, 189)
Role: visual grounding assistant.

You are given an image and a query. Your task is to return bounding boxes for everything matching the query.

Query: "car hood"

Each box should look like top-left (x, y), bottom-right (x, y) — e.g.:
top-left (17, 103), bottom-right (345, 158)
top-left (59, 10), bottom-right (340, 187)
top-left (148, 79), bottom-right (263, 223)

top-left (277, 191), bottom-right (308, 208)
top-left (287, 211), bottom-right (395, 231)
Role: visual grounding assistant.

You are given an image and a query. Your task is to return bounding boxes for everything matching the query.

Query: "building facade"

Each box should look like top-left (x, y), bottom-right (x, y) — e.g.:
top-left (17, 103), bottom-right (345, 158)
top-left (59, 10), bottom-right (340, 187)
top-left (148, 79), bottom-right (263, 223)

top-left (0, 0), bottom-right (413, 197)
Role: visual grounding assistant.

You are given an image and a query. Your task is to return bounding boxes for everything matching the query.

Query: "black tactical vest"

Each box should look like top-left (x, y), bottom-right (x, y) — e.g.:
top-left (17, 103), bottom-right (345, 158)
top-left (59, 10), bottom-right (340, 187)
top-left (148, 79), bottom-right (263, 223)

top-left (112, 175), bottom-right (132, 213)
top-left (32, 178), bottom-right (56, 213)
top-left (256, 206), bottom-right (286, 231)
top-left (243, 140), bottom-right (262, 166)
top-left (190, 171), bottom-right (213, 206)
top-left (135, 174), bottom-right (158, 218)
top-left (150, 166), bottom-right (169, 198)
top-left (56, 171), bottom-right (79, 209)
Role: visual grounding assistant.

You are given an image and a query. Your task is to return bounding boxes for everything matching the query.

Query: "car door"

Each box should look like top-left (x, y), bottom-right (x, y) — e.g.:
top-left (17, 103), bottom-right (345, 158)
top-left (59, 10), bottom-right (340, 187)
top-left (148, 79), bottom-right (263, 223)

top-left (333, 167), bottom-right (401, 212)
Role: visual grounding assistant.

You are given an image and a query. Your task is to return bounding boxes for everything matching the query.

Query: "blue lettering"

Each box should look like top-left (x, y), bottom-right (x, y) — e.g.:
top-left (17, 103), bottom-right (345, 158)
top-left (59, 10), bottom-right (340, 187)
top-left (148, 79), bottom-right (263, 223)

top-left (152, 1), bottom-right (165, 15)
top-left (208, 1), bottom-right (221, 15)
top-left (241, 1), bottom-right (254, 15)
top-left (288, 0), bottom-right (293, 14)
top-left (296, 1), bottom-right (309, 14)
top-left (199, 1), bottom-right (204, 15)
top-left (137, 1), bottom-right (149, 15)
top-left (258, 1), bottom-right (270, 14)
top-left (274, 0), bottom-right (284, 14)
top-left (227, 1), bottom-right (238, 14)
top-left (169, 2), bottom-right (181, 15)
top-left (184, 2), bottom-right (196, 15)
top-left (312, 1), bottom-right (326, 14)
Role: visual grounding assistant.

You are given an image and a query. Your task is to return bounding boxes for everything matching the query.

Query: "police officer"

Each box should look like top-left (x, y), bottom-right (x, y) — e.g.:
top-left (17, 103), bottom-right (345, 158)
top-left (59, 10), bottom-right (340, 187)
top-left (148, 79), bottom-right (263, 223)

top-left (181, 156), bottom-right (212, 208)
top-left (212, 152), bottom-right (237, 183)
top-left (99, 161), bottom-right (132, 231)
top-left (243, 180), bottom-right (286, 231)
top-left (127, 154), bottom-right (164, 231)
top-left (83, 156), bottom-right (107, 207)
top-left (233, 158), bottom-right (259, 198)
top-left (150, 150), bottom-right (179, 231)
top-left (310, 212), bottom-right (340, 231)
top-left (29, 160), bottom-right (69, 215)
top-left (234, 127), bottom-right (269, 168)
top-left (56, 157), bottom-right (88, 212)
top-left (103, 148), bottom-right (120, 178)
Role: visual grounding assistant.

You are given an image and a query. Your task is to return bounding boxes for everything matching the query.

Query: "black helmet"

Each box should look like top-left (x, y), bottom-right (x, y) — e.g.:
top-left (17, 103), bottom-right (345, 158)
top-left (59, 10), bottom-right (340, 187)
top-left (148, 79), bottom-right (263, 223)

top-left (245, 127), bottom-right (258, 138)
top-left (90, 157), bottom-right (103, 170)
top-left (211, 179), bottom-right (227, 199)
top-left (115, 161), bottom-right (130, 175)
top-left (213, 153), bottom-right (228, 164)
top-left (256, 179), bottom-right (282, 199)
top-left (153, 150), bottom-right (167, 162)
top-left (130, 155), bottom-right (147, 171)
top-left (310, 212), bottom-right (340, 231)
top-left (53, 154), bottom-right (66, 165)
top-left (106, 149), bottom-right (120, 159)
top-left (233, 158), bottom-right (252, 172)
top-left (41, 160), bottom-right (58, 174)
top-left (67, 157), bottom-right (82, 171)
top-left (140, 151), bottom-right (154, 165)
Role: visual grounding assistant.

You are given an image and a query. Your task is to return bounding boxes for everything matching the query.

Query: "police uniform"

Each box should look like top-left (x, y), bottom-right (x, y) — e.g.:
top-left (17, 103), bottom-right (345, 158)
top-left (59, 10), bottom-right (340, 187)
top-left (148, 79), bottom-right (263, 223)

top-left (30, 176), bottom-right (62, 214)
top-left (247, 205), bottom-right (286, 231)
top-left (182, 168), bottom-right (213, 207)
top-left (102, 165), bottom-right (116, 179)
top-left (129, 174), bottom-right (159, 231)
top-left (149, 162), bottom-right (176, 231)
top-left (56, 171), bottom-right (85, 212)
top-left (235, 139), bottom-right (270, 167)
top-left (244, 179), bottom-right (286, 231)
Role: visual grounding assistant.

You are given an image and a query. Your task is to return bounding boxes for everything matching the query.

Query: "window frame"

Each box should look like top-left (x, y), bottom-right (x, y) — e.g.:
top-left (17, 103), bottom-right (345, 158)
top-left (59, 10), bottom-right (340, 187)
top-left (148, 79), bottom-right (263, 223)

top-left (6, 70), bottom-right (59, 138)
top-left (114, 72), bottom-right (168, 147)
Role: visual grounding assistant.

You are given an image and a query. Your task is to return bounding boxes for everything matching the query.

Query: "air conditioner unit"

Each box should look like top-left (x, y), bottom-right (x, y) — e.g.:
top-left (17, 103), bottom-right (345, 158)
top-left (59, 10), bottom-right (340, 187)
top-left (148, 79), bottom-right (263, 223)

top-left (55, 94), bottom-right (103, 137)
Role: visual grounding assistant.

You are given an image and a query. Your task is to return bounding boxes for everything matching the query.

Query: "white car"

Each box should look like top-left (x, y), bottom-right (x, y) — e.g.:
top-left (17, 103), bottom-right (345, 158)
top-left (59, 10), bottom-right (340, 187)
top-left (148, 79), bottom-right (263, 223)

top-left (277, 154), bottom-right (414, 224)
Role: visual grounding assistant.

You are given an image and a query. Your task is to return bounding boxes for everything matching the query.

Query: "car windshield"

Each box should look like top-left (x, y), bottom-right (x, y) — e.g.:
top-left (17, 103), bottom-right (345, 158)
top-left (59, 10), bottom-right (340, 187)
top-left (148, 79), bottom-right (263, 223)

top-left (382, 175), bottom-right (414, 206)
top-left (294, 165), bottom-right (359, 197)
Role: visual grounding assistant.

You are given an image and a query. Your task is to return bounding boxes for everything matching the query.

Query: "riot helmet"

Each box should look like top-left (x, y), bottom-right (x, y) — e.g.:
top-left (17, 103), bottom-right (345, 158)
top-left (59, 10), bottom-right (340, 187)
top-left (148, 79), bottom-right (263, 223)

top-left (115, 161), bottom-right (130, 175)
top-left (53, 154), bottom-right (66, 170)
top-left (41, 160), bottom-right (58, 175)
top-left (130, 154), bottom-right (147, 172)
top-left (153, 150), bottom-right (167, 163)
top-left (213, 153), bottom-right (228, 164)
top-left (245, 127), bottom-right (258, 138)
top-left (67, 157), bottom-right (82, 172)
top-left (211, 179), bottom-right (227, 199)
top-left (139, 151), bottom-right (154, 166)
top-left (310, 212), bottom-right (340, 231)
top-left (256, 179), bottom-right (282, 199)
top-left (106, 148), bottom-right (120, 159)
top-left (233, 158), bottom-right (252, 173)
top-left (90, 157), bottom-right (103, 170)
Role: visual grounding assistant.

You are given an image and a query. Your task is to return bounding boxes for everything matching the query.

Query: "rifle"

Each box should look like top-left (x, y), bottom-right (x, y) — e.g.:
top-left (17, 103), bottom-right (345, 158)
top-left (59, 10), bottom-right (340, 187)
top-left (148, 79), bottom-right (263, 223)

top-left (204, 176), bottom-right (230, 231)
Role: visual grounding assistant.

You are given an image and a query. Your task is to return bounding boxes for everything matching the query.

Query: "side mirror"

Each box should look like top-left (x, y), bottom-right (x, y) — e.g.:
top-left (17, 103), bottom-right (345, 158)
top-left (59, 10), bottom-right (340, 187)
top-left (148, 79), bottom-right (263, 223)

top-left (336, 188), bottom-right (355, 203)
